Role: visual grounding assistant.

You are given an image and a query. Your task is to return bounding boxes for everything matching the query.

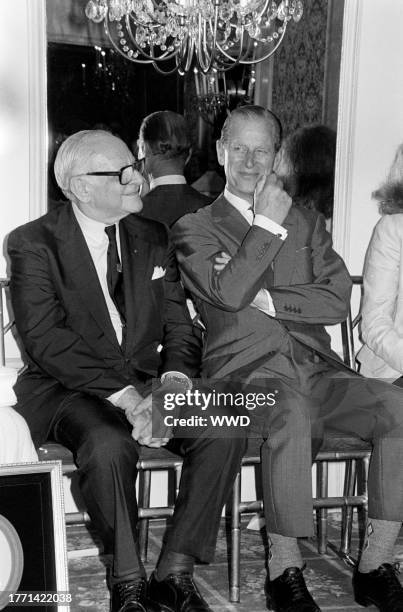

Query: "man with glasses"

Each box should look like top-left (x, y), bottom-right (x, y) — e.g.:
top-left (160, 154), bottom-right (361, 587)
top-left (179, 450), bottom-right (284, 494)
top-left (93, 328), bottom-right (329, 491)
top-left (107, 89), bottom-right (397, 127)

top-left (172, 106), bottom-right (403, 611)
top-left (8, 130), bottom-right (245, 612)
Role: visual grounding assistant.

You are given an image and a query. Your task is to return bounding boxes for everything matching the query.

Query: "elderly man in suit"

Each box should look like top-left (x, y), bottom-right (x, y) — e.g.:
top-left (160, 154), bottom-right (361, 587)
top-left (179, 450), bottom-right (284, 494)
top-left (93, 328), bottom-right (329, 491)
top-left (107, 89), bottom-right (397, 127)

top-left (172, 106), bottom-right (403, 611)
top-left (138, 110), bottom-right (211, 227)
top-left (7, 130), bottom-right (245, 612)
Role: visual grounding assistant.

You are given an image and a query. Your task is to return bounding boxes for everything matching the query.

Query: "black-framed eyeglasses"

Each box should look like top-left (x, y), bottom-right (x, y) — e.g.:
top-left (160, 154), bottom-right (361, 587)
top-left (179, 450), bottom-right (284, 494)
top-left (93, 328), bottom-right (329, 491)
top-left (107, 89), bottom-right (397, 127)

top-left (74, 160), bottom-right (144, 185)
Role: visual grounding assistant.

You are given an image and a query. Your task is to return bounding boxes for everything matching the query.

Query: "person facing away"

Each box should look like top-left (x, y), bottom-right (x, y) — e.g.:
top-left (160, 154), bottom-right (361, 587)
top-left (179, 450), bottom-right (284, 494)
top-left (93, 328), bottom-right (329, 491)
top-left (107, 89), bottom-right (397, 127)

top-left (172, 104), bottom-right (403, 612)
top-left (357, 143), bottom-right (403, 386)
top-left (137, 110), bottom-right (212, 227)
top-left (7, 129), bottom-right (245, 612)
top-left (276, 124), bottom-right (336, 231)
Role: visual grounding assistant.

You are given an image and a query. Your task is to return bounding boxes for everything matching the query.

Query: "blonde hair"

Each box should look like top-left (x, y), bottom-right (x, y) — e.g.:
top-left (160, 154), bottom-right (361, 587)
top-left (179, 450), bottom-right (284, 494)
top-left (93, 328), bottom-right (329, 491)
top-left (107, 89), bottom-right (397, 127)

top-left (372, 143), bottom-right (403, 214)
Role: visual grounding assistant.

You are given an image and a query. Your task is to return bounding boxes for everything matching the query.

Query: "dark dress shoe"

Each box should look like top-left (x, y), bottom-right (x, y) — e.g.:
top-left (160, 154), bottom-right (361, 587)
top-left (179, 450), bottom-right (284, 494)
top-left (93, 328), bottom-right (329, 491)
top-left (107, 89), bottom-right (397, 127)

top-left (148, 572), bottom-right (212, 612)
top-left (353, 563), bottom-right (403, 611)
top-left (111, 578), bottom-right (161, 612)
top-left (265, 566), bottom-right (321, 611)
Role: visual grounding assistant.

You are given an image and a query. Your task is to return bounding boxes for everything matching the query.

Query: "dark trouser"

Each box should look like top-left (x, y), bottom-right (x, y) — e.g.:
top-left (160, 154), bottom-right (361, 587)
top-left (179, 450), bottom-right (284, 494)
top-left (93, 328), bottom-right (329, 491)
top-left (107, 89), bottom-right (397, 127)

top-left (50, 391), bottom-right (245, 581)
top-left (246, 370), bottom-right (403, 538)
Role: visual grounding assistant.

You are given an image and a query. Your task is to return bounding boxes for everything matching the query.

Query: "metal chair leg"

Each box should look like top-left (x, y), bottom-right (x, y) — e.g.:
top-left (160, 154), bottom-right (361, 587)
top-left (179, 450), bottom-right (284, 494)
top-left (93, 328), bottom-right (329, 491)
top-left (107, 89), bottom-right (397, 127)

top-left (138, 469), bottom-right (151, 563)
top-left (356, 456), bottom-right (369, 556)
top-left (174, 464), bottom-right (182, 499)
top-left (316, 460), bottom-right (329, 554)
top-left (340, 459), bottom-right (357, 556)
top-left (229, 471), bottom-right (241, 603)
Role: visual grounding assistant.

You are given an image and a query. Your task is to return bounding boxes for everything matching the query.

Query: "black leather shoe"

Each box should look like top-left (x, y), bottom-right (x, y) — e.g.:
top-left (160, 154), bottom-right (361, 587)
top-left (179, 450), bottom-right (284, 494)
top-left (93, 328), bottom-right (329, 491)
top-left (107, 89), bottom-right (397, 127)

top-left (148, 572), bottom-right (212, 612)
top-left (353, 563), bottom-right (403, 611)
top-left (111, 578), bottom-right (161, 612)
top-left (265, 566), bottom-right (321, 611)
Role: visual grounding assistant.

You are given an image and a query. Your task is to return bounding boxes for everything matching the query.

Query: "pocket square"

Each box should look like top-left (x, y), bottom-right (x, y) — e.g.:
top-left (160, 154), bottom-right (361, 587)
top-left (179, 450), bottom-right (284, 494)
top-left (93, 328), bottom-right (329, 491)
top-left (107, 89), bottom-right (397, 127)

top-left (152, 266), bottom-right (166, 280)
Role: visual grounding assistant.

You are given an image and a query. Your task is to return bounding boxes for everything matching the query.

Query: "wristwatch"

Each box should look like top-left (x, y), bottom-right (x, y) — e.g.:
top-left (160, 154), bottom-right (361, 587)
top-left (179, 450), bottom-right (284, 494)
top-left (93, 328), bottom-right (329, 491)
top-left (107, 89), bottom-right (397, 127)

top-left (161, 372), bottom-right (193, 392)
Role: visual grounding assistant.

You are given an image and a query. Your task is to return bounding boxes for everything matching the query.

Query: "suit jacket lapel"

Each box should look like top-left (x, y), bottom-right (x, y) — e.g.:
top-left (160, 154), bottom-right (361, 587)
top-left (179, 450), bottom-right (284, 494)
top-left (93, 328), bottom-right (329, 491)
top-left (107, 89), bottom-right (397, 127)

top-left (273, 206), bottom-right (297, 286)
top-left (211, 195), bottom-right (251, 247)
top-left (54, 205), bottom-right (120, 350)
top-left (120, 216), bottom-right (161, 355)
top-left (119, 221), bottom-right (138, 353)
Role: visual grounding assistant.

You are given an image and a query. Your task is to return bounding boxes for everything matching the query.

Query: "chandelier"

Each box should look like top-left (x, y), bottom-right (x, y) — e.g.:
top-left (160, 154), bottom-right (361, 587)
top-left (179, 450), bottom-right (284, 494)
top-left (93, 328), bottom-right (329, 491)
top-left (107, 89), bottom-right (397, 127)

top-left (85, 0), bottom-right (303, 75)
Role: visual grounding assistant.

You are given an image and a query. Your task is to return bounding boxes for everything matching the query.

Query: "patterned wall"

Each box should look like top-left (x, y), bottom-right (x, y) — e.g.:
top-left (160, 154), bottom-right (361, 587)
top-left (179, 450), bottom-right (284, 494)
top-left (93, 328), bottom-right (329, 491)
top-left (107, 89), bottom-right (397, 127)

top-left (272, 0), bottom-right (329, 135)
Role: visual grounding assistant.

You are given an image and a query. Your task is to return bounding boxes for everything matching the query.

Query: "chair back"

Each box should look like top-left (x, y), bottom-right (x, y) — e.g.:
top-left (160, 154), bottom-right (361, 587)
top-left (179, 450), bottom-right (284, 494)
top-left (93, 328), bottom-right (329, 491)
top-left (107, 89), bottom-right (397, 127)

top-left (0, 278), bottom-right (11, 367)
top-left (340, 275), bottom-right (363, 370)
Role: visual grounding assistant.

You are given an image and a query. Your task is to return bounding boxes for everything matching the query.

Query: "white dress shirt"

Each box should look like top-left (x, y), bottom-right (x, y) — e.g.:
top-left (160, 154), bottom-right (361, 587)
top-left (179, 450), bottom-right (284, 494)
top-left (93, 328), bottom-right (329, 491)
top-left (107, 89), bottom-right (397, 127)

top-left (72, 203), bottom-right (191, 404)
top-left (149, 175), bottom-right (187, 190)
top-left (224, 187), bottom-right (288, 239)
top-left (224, 187), bottom-right (288, 315)
top-left (72, 203), bottom-right (131, 405)
top-left (72, 203), bottom-right (123, 344)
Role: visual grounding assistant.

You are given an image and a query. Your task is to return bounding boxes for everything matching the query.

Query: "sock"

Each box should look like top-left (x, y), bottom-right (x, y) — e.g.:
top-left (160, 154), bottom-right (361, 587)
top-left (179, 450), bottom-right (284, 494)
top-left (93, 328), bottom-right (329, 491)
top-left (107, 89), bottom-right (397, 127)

top-left (109, 565), bottom-right (146, 586)
top-left (267, 533), bottom-right (303, 581)
top-left (358, 518), bottom-right (402, 573)
top-left (155, 550), bottom-right (195, 581)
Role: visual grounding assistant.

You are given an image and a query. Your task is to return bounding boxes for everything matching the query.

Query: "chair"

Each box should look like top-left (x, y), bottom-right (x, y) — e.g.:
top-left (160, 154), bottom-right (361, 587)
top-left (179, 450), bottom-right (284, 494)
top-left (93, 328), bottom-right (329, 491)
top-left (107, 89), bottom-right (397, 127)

top-left (228, 276), bottom-right (372, 602)
top-left (36, 441), bottom-right (182, 562)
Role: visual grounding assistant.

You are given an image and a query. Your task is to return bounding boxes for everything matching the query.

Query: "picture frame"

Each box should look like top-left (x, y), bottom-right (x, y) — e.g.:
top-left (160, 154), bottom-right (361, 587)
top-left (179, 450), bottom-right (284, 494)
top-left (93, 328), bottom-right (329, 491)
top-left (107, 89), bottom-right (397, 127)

top-left (0, 461), bottom-right (69, 612)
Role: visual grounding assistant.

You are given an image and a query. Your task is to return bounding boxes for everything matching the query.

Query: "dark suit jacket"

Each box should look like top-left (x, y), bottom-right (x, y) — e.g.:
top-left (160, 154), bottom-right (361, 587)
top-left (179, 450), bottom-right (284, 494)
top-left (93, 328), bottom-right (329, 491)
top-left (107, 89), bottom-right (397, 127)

top-left (8, 203), bottom-right (201, 445)
top-left (141, 183), bottom-right (212, 227)
top-left (172, 194), bottom-right (352, 379)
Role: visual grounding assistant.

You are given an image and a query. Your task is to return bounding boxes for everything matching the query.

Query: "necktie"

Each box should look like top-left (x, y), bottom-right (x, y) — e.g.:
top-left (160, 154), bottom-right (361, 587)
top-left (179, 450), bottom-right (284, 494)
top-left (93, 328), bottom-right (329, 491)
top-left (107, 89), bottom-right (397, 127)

top-left (105, 225), bottom-right (126, 323)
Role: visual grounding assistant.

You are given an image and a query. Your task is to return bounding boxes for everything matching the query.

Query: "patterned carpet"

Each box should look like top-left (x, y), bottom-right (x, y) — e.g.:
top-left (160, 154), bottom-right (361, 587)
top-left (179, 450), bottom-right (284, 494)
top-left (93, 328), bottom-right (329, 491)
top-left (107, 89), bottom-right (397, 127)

top-left (67, 514), bottom-right (403, 611)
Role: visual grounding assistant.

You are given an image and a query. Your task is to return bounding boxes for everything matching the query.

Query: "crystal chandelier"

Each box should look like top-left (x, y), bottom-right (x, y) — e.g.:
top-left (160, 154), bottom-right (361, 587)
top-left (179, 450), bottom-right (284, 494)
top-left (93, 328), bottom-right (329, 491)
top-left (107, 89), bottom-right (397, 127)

top-left (194, 68), bottom-right (229, 123)
top-left (85, 0), bottom-right (303, 75)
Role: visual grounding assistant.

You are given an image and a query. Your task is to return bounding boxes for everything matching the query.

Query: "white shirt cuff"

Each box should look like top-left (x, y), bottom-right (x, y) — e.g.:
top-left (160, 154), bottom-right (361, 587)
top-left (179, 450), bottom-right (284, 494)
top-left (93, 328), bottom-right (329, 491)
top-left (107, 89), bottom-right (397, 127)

top-left (253, 214), bottom-right (288, 240)
top-left (107, 385), bottom-right (134, 406)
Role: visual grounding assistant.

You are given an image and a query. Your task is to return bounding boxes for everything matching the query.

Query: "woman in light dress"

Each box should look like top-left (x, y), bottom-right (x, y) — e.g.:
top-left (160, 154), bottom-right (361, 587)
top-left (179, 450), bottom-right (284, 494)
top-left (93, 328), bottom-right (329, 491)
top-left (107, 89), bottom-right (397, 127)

top-left (357, 144), bottom-right (403, 386)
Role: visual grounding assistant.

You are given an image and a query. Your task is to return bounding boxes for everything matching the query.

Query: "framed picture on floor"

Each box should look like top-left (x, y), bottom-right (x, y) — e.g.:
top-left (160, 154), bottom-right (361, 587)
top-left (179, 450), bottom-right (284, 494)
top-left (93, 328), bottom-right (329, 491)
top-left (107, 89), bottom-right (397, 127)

top-left (0, 461), bottom-right (69, 612)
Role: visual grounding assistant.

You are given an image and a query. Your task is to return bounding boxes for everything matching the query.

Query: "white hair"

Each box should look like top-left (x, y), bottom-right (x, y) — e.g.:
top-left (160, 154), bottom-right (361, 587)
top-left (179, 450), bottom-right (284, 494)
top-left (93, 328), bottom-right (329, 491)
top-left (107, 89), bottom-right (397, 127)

top-left (54, 130), bottom-right (117, 199)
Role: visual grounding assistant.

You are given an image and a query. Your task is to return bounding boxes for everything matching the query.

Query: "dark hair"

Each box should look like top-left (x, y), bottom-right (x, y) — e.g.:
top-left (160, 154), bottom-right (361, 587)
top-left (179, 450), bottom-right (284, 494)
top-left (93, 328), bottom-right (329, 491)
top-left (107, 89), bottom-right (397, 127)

top-left (285, 124), bottom-right (336, 219)
top-left (139, 110), bottom-right (191, 161)
top-left (220, 105), bottom-right (283, 152)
